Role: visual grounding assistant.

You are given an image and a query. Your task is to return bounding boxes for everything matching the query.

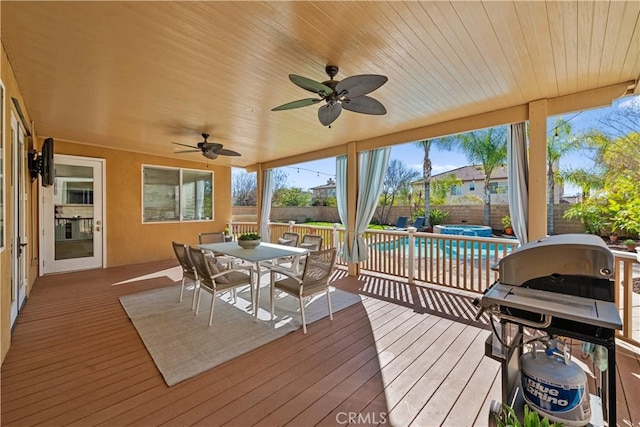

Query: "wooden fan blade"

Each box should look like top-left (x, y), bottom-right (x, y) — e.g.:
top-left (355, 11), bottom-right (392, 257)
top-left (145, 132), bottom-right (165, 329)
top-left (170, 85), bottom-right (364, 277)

top-left (342, 95), bottom-right (387, 115)
top-left (172, 142), bottom-right (199, 149)
top-left (174, 149), bottom-right (201, 153)
top-left (289, 75), bottom-right (333, 95)
top-left (272, 98), bottom-right (321, 111)
top-left (335, 75), bottom-right (388, 98)
top-left (318, 103), bottom-right (342, 126)
top-left (216, 148), bottom-right (241, 156)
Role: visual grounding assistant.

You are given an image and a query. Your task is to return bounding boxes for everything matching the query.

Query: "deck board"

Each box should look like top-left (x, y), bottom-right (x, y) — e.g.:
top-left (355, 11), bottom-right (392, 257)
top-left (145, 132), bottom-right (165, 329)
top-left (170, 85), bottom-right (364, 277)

top-left (1, 260), bottom-right (638, 426)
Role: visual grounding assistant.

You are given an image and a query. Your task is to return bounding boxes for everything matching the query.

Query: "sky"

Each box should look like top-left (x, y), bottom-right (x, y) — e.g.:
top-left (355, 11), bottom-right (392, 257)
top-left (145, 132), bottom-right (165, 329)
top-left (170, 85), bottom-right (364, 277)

top-left (235, 94), bottom-right (640, 196)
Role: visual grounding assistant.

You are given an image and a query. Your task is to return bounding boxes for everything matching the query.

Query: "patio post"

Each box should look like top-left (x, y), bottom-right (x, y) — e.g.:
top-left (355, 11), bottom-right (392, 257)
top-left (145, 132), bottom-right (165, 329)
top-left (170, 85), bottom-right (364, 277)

top-left (288, 220), bottom-right (295, 232)
top-left (527, 99), bottom-right (548, 240)
top-left (407, 227), bottom-right (416, 285)
top-left (332, 223), bottom-right (339, 249)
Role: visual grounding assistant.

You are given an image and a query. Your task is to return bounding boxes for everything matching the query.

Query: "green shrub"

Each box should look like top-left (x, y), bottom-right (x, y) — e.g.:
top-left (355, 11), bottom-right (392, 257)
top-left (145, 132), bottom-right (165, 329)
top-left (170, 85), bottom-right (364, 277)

top-left (429, 209), bottom-right (449, 226)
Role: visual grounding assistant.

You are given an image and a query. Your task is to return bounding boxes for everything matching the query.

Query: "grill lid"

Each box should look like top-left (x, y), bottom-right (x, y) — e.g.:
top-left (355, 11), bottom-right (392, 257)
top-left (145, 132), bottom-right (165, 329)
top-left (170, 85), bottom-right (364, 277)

top-left (499, 234), bottom-right (613, 287)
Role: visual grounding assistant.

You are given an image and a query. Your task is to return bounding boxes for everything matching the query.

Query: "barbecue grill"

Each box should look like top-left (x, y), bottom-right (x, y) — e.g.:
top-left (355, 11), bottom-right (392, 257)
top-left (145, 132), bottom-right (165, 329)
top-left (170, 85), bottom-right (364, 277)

top-left (475, 234), bottom-right (622, 426)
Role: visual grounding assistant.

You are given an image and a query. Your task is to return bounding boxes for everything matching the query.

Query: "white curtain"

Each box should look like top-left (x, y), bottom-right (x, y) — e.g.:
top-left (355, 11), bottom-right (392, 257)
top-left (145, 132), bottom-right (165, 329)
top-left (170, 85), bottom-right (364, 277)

top-left (336, 155), bottom-right (348, 256)
top-left (508, 122), bottom-right (529, 244)
top-left (339, 148), bottom-right (390, 263)
top-left (260, 169), bottom-right (274, 241)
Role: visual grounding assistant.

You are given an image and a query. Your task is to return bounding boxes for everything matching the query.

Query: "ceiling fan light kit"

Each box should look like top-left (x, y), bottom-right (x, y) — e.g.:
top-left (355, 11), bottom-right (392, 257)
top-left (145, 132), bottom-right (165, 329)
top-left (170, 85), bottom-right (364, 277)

top-left (272, 65), bottom-right (388, 127)
top-left (172, 133), bottom-right (241, 160)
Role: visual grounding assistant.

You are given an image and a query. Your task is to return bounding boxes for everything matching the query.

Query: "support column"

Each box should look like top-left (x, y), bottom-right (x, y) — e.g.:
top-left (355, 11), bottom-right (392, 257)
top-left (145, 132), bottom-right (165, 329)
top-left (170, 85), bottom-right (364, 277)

top-left (528, 100), bottom-right (548, 240)
top-left (255, 163), bottom-right (263, 234)
top-left (347, 142), bottom-right (359, 276)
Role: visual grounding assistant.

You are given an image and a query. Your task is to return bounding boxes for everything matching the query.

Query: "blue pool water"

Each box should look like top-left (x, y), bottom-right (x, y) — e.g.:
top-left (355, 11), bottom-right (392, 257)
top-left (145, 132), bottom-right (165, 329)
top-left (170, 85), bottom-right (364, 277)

top-left (434, 224), bottom-right (493, 237)
top-left (374, 236), bottom-right (508, 259)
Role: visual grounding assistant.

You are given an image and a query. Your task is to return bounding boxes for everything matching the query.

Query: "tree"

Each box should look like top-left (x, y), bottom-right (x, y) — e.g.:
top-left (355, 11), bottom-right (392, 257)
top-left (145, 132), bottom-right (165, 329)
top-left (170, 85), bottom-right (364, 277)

top-left (274, 187), bottom-right (312, 207)
top-left (270, 169), bottom-right (290, 206)
top-left (232, 168), bottom-right (288, 206)
top-left (430, 173), bottom-right (462, 205)
top-left (450, 127), bottom-right (508, 225)
top-left (547, 118), bottom-right (576, 234)
top-left (232, 171), bottom-right (257, 206)
top-left (414, 138), bottom-right (454, 228)
top-left (377, 159), bottom-right (420, 225)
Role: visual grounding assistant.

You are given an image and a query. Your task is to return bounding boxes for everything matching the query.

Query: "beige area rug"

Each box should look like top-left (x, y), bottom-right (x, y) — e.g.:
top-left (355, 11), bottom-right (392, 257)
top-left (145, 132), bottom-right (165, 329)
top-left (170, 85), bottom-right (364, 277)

top-left (119, 282), bottom-right (363, 386)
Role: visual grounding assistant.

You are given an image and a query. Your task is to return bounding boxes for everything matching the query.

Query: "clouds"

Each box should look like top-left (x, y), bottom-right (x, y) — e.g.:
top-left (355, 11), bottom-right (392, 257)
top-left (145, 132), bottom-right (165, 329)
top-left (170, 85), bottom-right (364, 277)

top-left (617, 94), bottom-right (640, 110)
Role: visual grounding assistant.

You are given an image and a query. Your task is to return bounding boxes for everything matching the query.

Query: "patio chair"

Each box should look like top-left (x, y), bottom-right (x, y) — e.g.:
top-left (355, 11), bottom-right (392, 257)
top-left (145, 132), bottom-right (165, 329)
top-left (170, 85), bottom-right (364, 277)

top-left (413, 216), bottom-right (425, 230)
top-left (270, 247), bottom-right (337, 333)
top-left (172, 241), bottom-right (199, 310)
top-left (199, 231), bottom-right (239, 268)
top-left (299, 234), bottom-right (323, 251)
top-left (263, 232), bottom-right (301, 269)
top-left (188, 246), bottom-right (254, 327)
top-left (391, 216), bottom-right (408, 230)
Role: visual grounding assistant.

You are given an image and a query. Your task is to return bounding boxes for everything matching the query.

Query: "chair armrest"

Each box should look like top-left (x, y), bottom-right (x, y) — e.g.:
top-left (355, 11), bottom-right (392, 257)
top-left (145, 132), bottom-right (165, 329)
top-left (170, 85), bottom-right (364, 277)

top-left (269, 266), bottom-right (301, 282)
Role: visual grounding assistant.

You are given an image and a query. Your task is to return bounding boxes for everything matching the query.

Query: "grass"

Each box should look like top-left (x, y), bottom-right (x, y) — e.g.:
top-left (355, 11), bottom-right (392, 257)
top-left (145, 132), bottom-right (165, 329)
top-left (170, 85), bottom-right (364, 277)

top-left (302, 221), bottom-right (387, 230)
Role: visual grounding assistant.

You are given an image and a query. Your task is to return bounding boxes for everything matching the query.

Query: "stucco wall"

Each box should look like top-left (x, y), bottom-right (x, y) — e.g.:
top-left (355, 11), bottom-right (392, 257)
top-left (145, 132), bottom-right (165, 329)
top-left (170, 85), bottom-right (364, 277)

top-left (55, 141), bottom-right (232, 267)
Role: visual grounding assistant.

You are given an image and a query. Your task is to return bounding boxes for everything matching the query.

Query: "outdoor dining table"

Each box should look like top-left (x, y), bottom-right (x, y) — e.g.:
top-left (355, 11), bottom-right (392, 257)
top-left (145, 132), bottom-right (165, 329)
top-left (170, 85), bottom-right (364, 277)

top-left (198, 241), bottom-right (309, 319)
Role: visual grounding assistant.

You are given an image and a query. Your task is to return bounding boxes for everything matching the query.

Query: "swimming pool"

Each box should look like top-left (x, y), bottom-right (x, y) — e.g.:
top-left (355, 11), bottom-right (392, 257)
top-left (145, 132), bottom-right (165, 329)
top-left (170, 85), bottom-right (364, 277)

top-left (373, 236), bottom-right (508, 259)
top-left (433, 224), bottom-right (493, 237)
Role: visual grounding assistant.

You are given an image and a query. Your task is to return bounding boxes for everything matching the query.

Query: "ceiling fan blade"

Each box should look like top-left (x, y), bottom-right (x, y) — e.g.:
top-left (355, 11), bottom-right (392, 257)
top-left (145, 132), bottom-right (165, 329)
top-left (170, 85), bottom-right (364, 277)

top-left (272, 98), bottom-right (321, 111)
top-left (174, 149), bottom-right (202, 153)
top-left (342, 95), bottom-right (387, 115)
top-left (202, 142), bottom-right (223, 152)
top-left (216, 148), bottom-right (241, 156)
top-left (172, 142), bottom-right (199, 149)
top-left (203, 151), bottom-right (219, 160)
top-left (335, 75), bottom-right (388, 98)
top-left (289, 75), bottom-right (333, 95)
top-left (318, 103), bottom-right (343, 126)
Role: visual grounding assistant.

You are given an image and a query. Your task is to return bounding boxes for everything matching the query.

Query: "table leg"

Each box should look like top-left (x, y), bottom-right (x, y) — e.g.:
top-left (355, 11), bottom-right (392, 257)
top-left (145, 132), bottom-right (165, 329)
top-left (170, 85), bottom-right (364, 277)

top-left (254, 261), bottom-right (261, 320)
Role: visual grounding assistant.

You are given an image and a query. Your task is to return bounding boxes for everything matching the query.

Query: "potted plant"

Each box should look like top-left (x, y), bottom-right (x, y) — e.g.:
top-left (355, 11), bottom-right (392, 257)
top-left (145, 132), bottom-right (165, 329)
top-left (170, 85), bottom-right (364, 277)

top-left (237, 232), bottom-right (261, 249)
top-left (501, 215), bottom-right (513, 235)
top-left (609, 232), bottom-right (618, 243)
top-left (623, 239), bottom-right (637, 251)
top-left (495, 404), bottom-right (561, 427)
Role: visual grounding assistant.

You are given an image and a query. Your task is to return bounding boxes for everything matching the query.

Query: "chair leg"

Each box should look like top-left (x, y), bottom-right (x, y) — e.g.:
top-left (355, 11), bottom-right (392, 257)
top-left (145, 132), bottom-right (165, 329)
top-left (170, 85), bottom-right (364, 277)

top-left (195, 288), bottom-right (202, 315)
top-left (191, 280), bottom-right (199, 311)
top-left (232, 288), bottom-right (237, 303)
top-left (179, 277), bottom-right (185, 302)
top-left (254, 272), bottom-right (260, 322)
top-left (300, 297), bottom-right (307, 334)
top-left (208, 293), bottom-right (216, 327)
top-left (327, 287), bottom-right (333, 321)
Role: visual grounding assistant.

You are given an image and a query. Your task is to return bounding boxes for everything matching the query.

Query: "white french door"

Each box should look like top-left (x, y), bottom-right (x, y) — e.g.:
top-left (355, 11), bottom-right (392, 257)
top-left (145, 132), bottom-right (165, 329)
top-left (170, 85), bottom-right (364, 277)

top-left (41, 155), bottom-right (105, 274)
top-left (10, 113), bottom-right (28, 326)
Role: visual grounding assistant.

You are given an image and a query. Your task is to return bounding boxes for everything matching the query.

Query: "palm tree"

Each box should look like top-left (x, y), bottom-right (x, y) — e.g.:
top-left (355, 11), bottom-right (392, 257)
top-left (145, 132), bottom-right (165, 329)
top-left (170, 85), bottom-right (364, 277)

top-left (547, 118), bottom-right (575, 234)
top-left (451, 128), bottom-right (508, 225)
top-left (414, 138), bottom-right (453, 228)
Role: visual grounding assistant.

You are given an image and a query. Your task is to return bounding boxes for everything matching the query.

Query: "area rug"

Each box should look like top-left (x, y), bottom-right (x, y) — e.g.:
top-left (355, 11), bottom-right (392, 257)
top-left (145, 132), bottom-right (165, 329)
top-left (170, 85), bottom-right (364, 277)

top-left (119, 283), bottom-right (363, 386)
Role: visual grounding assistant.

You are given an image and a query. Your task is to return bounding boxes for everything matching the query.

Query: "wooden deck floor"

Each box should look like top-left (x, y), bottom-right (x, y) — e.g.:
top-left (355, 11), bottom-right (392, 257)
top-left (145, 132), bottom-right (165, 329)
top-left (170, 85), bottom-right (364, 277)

top-left (2, 261), bottom-right (639, 426)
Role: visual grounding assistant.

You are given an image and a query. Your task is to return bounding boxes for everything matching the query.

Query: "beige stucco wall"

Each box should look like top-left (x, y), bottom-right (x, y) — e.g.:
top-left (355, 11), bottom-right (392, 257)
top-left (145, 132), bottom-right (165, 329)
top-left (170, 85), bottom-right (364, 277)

top-left (54, 140), bottom-right (232, 267)
top-left (1, 45), bottom-right (37, 362)
top-left (0, 46), bottom-right (232, 362)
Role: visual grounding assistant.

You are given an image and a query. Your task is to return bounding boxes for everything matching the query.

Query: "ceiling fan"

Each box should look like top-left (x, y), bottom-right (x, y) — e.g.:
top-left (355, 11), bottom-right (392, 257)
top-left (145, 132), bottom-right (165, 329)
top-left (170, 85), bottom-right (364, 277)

top-left (172, 133), bottom-right (241, 160)
top-left (272, 65), bottom-right (388, 127)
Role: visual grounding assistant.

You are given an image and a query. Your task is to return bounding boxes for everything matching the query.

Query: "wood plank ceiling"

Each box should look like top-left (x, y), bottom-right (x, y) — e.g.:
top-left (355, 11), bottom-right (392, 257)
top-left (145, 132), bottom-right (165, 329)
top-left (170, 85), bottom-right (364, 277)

top-left (1, 1), bottom-right (639, 168)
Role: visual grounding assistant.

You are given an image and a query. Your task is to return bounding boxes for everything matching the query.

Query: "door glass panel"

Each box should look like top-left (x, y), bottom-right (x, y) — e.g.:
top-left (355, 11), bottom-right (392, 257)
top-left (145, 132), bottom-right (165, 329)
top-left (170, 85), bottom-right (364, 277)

top-left (54, 164), bottom-right (94, 260)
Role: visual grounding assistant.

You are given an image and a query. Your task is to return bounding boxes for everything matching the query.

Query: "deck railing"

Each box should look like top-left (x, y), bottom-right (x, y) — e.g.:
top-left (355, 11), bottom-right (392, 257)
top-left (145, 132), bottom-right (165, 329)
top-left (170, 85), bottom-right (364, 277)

top-left (227, 221), bottom-right (640, 346)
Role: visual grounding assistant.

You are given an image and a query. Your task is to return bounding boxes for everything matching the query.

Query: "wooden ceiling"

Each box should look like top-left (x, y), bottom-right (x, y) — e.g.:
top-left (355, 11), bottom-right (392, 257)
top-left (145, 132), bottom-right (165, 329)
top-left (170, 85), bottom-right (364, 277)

top-left (2, 1), bottom-right (639, 168)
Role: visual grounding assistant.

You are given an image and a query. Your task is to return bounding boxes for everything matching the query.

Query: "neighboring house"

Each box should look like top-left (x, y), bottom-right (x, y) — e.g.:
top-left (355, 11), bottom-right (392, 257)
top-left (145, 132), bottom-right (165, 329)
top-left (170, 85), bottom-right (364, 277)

top-left (411, 164), bottom-right (564, 205)
top-left (310, 178), bottom-right (336, 205)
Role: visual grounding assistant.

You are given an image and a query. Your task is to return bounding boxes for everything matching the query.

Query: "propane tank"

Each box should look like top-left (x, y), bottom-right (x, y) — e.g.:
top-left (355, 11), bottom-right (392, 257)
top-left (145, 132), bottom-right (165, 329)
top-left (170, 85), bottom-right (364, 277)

top-left (520, 340), bottom-right (591, 426)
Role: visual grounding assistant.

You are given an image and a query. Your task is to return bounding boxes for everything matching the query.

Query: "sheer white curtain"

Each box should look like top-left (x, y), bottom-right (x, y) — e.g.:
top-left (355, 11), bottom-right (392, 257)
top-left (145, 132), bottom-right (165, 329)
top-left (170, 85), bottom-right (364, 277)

top-left (260, 169), bottom-right (274, 241)
top-left (336, 155), bottom-right (348, 256)
top-left (337, 148), bottom-right (390, 263)
top-left (508, 122), bottom-right (529, 244)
